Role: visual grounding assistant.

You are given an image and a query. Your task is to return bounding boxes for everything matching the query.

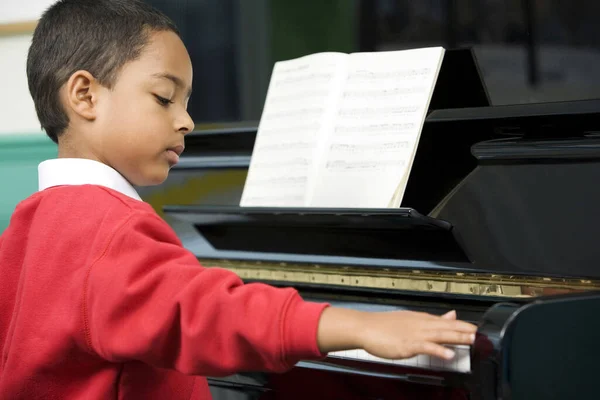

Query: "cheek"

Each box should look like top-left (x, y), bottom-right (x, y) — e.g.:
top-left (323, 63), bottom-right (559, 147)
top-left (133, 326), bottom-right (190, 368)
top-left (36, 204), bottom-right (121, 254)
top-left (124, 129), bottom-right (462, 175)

top-left (109, 96), bottom-right (146, 124)
top-left (98, 91), bottom-right (170, 153)
top-left (97, 94), bottom-right (127, 130)
top-left (116, 97), bottom-right (168, 132)
top-left (101, 86), bottom-right (150, 121)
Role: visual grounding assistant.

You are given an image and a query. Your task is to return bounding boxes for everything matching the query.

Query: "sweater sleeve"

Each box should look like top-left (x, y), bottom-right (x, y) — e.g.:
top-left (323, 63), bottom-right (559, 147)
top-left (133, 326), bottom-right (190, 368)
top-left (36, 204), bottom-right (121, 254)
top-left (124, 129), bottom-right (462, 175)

top-left (83, 210), bottom-right (329, 376)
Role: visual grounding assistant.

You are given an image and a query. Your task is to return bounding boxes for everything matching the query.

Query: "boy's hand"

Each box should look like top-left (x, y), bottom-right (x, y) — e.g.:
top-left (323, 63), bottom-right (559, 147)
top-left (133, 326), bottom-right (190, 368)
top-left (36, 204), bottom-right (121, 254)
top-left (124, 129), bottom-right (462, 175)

top-left (317, 307), bottom-right (477, 361)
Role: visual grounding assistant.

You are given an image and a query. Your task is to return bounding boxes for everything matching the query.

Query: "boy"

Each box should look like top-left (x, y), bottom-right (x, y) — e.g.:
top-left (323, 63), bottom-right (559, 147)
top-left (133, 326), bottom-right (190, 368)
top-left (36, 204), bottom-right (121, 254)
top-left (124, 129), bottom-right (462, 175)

top-left (0, 0), bottom-right (476, 398)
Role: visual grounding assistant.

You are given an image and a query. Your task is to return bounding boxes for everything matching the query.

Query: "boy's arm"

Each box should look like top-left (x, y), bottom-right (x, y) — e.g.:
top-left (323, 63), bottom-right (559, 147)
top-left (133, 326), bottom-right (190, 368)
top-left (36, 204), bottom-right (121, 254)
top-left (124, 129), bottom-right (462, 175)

top-left (85, 210), bottom-right (327, 376)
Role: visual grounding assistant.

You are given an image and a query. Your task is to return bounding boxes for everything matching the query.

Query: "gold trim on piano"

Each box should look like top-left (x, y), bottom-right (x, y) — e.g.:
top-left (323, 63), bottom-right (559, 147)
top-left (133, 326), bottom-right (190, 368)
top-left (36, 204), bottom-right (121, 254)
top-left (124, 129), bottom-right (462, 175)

top-left (198, 258), bottom-right (600, 298)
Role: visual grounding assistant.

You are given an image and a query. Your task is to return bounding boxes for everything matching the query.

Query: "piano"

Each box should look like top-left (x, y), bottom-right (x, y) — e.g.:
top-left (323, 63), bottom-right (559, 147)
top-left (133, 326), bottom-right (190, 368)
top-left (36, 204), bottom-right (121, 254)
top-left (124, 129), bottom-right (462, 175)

top-left (136, 71), bottom-right (600, 398)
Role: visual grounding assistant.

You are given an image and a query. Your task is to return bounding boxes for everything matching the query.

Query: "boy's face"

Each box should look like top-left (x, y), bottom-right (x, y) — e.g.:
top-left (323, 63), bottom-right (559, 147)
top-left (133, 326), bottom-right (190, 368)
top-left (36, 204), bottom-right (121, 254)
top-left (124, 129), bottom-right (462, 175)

top-left (79, 30), bottom-right (194, 186)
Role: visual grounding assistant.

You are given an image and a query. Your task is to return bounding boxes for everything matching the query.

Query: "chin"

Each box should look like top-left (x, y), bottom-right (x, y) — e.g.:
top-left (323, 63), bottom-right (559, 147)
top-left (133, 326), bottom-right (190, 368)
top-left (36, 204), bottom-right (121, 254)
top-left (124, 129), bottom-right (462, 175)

top-left (133, 169), bottom-right (170, 187)
top-left (143, 174), bottom-right (169, 187)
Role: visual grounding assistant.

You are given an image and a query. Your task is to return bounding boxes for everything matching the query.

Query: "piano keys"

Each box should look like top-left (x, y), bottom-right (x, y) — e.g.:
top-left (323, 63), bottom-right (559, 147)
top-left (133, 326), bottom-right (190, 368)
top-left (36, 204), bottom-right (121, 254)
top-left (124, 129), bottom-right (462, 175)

top-left (329, 345), bottom-right (471, 373)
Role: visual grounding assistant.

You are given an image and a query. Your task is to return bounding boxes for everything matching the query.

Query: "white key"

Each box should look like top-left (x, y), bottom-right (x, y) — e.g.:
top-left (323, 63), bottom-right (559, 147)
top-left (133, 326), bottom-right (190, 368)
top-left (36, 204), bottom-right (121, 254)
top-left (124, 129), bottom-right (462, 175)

top-left (328, 345), bottom-right (471, 373)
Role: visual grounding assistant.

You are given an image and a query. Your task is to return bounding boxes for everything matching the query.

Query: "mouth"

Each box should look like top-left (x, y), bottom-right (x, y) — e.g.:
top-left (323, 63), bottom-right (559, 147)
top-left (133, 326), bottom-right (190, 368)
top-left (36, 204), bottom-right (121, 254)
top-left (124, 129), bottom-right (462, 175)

top-left (167, 144), bottom-right (185, 157)
top-left (165, 144), bottom-right (184, 166)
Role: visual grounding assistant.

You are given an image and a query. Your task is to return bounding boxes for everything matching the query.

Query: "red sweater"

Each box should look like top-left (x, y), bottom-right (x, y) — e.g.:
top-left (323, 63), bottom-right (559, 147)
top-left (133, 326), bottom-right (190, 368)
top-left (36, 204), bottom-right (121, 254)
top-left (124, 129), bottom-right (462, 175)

top-left (0, 185), bottom-right (328, 399)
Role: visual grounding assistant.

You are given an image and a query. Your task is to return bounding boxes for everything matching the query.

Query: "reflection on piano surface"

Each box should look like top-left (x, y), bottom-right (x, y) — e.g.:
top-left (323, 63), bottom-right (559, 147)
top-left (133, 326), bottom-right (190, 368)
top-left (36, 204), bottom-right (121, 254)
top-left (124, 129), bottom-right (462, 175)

top-left (139, 85), bottom-right (600, 398)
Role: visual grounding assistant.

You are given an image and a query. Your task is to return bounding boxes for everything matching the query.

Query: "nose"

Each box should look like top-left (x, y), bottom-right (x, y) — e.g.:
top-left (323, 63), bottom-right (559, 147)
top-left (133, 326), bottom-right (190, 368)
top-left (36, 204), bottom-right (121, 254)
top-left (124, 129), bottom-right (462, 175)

top-left (177, 110), bottom-right (195, 135)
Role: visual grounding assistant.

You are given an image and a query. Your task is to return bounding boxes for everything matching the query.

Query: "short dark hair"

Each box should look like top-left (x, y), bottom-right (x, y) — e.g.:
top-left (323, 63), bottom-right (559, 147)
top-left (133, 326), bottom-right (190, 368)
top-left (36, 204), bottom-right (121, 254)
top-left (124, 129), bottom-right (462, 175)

top-left (27, 0), bottom-right (179, 143)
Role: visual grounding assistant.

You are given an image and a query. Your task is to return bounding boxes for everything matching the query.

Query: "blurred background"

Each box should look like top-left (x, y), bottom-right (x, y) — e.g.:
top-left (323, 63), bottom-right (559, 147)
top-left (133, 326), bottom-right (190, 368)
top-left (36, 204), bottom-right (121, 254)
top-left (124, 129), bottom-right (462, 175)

top-left (146, 0), bottom-right (600, 123)
top-left (2, 0), bottom-right (600, 231)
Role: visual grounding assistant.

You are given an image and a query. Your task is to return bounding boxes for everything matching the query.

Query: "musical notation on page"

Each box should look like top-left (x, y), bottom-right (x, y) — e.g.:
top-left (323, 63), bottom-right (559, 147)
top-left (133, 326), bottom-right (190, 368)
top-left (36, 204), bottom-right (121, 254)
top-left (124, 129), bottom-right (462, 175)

top-left (330, 142), bottom-right (410, 152)
top-left (268, 89), bottom-right (330, 105)
top-left (337, 106), bottom-right (420, 118)
top-left (274, 72), bottom-right (334, 87)
top-left (258, 123), bottom-right (321, 136)
top-left (325, 160), bottom-right (406, 171)
top-left (308, 48), bottom-right (445, 208)
top-left (333, 123), bottom-right (416, 136)
top-left (240, 52), bottom-right (348, 207)
top-left (342, 87), bottom-right (427, 100)
top-left (250, 157), bottom-right (310, 169)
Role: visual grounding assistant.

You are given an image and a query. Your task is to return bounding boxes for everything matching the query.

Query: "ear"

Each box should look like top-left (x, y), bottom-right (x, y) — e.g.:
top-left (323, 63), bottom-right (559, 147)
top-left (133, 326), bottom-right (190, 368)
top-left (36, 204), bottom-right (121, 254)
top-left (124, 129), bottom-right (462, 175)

top-left (64, 70), bottom-right (100, 121)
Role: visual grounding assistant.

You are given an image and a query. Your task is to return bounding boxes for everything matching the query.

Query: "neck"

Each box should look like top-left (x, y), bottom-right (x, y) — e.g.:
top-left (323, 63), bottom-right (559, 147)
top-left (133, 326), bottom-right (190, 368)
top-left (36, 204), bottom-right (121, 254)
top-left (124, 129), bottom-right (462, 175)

top-left (56, 133), bottom-right (102, 163)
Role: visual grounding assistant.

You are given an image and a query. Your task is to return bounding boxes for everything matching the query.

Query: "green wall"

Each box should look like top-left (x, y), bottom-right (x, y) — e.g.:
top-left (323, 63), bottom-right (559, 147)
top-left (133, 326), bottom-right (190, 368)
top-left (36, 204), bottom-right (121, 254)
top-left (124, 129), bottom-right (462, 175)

top-left (0, 134), bottom-right (57, 233)
top-left (270, 0), bottom-right (356, 63)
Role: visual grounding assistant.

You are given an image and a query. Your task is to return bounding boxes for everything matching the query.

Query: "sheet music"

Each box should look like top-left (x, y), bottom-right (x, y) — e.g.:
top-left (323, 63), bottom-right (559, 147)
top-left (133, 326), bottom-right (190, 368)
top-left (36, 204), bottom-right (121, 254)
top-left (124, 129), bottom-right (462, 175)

top-left (240, 53), bottom-right (347, 207)
top-left (308, 47), bottom-right (445, 208)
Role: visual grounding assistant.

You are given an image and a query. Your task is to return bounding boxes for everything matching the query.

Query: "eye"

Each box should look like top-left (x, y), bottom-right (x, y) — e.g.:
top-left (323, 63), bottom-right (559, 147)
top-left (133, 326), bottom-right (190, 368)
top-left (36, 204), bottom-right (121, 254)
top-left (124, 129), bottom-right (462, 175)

top-left (154, 94), bottom-right (173, 106)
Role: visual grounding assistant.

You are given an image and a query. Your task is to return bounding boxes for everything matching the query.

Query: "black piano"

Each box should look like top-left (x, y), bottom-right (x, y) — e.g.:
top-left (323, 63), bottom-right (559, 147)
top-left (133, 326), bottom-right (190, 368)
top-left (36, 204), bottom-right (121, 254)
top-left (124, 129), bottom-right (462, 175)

top-left (137, 81), bottom-right (600, 398)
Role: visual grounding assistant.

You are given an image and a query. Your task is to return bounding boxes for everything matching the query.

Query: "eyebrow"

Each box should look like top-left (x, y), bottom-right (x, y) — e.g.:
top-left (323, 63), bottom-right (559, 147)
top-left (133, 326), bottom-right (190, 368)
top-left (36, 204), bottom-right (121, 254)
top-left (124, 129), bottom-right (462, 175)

top-left (152, 72), bottom-right (193, 99)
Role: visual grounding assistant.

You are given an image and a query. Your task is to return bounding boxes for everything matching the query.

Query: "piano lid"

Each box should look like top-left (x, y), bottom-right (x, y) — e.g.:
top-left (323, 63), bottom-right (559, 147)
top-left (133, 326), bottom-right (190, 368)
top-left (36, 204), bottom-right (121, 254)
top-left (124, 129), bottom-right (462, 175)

top-left (163, 206), bottom-right (466, 264)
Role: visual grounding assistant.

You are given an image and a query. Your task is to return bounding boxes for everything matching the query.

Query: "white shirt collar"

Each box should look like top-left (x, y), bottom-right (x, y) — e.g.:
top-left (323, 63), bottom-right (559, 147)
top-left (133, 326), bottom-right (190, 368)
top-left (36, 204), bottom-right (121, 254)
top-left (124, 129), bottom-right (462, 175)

top-left (38, 158), bottom-right (142, 201)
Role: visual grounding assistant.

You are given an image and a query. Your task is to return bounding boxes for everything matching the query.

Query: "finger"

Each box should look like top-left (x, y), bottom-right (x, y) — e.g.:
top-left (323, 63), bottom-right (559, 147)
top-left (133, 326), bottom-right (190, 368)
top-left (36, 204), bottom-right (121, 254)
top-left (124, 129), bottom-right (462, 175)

top-left (438, 319), bottom-right (478, 333)
top-left (410, 310), bottom-right (441, 320)
top-left (426, 330), bottom-right (476, 345)
top-left (416, 342), bottom-right (456, 360)
top-left (441, 310), bottom-right (456, 320)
